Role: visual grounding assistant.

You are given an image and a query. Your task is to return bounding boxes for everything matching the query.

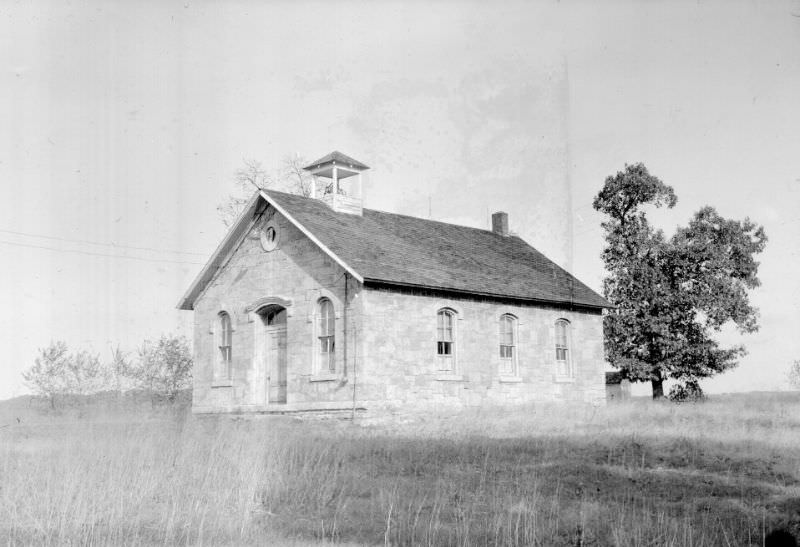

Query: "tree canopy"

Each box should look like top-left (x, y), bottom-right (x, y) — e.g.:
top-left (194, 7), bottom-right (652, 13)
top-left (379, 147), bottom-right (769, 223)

top-left (124, 334), bottom-right (193, 405)
top-left (593, 164), bottom-right (767, 399)
top-left (22, 341), bottom-right (105, 409)
top-left (22, 336), bottom-right (192, 409)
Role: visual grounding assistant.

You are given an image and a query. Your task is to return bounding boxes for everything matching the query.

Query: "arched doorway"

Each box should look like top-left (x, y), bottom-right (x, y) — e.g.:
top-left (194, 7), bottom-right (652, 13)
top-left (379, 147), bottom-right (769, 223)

top-left (257, 304), bottom-right (287, 404)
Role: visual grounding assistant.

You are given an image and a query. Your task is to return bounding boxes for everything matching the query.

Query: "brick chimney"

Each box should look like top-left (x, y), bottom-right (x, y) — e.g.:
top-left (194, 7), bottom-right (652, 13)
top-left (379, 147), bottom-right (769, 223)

top-left (491, 211), bottom-right (509, 236)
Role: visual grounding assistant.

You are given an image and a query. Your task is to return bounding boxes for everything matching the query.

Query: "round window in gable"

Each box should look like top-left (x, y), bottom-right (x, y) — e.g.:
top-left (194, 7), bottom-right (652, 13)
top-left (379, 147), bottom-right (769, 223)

top-left (260, 221), bottom-right (279, 252)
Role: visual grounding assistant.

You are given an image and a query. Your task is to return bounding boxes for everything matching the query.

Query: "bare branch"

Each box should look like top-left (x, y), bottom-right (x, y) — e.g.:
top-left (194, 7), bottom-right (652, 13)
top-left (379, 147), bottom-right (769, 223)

top-left (217, 154), bottom-right (313, 226)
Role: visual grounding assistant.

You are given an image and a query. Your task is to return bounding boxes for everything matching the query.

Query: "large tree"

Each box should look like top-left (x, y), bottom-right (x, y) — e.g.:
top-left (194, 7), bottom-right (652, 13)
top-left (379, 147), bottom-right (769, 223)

top-left (593, 164), bottom-right (767, 399)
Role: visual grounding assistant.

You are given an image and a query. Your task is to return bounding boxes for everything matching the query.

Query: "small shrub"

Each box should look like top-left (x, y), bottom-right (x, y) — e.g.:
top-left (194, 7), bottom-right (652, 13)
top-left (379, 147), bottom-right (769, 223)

top-left (22, 341), bottom-right (105, 410)
top-left (124, 334), bottom-right (193, 406)
top-left (668, 380), bottom-right (705, 402)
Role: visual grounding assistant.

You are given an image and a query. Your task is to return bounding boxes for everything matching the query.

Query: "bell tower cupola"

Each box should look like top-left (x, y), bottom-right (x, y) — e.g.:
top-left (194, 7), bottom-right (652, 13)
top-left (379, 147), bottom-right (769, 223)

top-left (303, 151), bottom-right (369, 215)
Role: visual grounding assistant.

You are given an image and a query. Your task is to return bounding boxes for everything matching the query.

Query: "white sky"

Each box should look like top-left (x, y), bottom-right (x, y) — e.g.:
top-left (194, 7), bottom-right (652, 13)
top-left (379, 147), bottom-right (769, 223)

top-left (1, 1), bottom-right (798, 399)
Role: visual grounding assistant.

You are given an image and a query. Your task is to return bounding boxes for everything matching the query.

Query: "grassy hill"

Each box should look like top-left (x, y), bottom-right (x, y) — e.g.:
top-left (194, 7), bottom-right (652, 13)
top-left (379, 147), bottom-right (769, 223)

top-left (0, 389), bottom-right (191, 423)
top-left (1, 391), bottom-right (798, 545)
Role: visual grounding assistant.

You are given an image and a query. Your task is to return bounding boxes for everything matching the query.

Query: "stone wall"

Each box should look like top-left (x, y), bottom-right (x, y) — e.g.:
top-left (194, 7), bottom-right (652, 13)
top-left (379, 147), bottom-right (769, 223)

top-left (355, 286), bottom-right (606, 410)
top-left (192, 203), bottom-right (361, 413)
top-left (190, 199), bottom-right (605, 414)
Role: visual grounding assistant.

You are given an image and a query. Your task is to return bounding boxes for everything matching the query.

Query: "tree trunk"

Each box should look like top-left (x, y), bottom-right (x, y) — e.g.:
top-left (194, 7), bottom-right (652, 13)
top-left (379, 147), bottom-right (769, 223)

top-left (651, 378), bottom-right (664, 399)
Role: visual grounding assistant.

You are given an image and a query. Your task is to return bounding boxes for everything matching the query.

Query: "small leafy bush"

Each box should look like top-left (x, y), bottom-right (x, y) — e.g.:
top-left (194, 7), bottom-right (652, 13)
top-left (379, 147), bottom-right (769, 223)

top-left (668, 380), bottom-right (705, 402)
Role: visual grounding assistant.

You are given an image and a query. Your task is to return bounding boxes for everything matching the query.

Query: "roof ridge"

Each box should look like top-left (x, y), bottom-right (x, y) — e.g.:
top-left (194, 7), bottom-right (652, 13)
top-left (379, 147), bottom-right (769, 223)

top-left (364, 207), bottom-right (501, 235)
top-left (264, 188), bottom-right (502, 236)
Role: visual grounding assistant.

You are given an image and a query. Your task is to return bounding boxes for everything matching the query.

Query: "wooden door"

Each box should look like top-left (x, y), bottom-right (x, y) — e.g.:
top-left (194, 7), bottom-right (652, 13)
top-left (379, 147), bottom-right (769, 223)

top-left (267, 326), bottom-right (287, 404)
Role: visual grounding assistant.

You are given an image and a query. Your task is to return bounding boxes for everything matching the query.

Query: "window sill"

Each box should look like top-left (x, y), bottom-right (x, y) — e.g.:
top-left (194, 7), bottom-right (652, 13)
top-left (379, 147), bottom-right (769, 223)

top-left (499, 376), bottom-right (523, 383)
top-left (554, 376), bottom-right (576, 384)
top-left (309, 373), bottom-right (340, 383)
top-left (211, 380), bottom-right (233, 388)
top-left (435, 374), bottom-right (465, 382)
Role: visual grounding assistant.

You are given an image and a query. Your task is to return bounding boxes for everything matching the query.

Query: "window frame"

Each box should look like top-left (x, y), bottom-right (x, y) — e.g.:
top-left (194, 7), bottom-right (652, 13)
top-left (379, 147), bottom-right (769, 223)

top-left (554, 318), bottom-right (574, 380)
top-left (498, 313), bottom-right (518, 378)
top-left (316, 298), bottom-right (336, 375)
top-left (260, 219), bottom-right (280, 252)
top-left (216, 311), bottom-right (233, 382)
top-left (436, 308), bottom-right (457, 373)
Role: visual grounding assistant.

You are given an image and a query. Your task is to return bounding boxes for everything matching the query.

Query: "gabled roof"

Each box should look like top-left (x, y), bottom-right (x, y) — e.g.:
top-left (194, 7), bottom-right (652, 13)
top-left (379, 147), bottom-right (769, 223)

top-left (177, 190), bottom-right (611, 311)
top-left (302, 151), bottom-right (370, 171)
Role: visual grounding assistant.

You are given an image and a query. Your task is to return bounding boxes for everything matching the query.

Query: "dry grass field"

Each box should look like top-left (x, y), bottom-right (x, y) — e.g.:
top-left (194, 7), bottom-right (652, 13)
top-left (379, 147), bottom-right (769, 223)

top-left (1, 392), bottom-right (799, 546)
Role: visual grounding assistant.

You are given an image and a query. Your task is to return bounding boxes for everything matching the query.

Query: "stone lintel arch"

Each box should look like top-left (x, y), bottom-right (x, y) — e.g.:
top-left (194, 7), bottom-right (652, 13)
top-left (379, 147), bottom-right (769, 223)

top-left (246, 296), bottom-right (293, 322)
top-left (301, 288), bottom-right (343, 323)
top-left (431, 301), bottom-right (465, 320)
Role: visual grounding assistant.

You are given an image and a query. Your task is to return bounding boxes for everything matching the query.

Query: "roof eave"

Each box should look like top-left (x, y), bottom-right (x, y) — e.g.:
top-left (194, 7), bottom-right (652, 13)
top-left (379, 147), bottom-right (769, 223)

top-left (302, 151), bottom-right (370, 171)
top-left (361, 278), bottom-right (611, 310)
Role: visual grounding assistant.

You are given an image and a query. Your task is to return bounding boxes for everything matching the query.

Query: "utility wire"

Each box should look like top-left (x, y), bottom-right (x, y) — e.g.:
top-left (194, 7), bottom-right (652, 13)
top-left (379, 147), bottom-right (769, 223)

top-left (0, 227), bottom-right (207, 257)
top-left (0, 238), bottom-right (205, 266)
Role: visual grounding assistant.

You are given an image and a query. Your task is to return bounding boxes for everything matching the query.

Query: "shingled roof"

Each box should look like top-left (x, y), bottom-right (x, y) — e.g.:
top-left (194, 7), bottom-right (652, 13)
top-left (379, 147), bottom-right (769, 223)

top-left (177, 189), bottom-right (611, 310)
top-left (254, 190), bottom-right (609, 309)
top-left (302, 151), bottom-right (370, 171)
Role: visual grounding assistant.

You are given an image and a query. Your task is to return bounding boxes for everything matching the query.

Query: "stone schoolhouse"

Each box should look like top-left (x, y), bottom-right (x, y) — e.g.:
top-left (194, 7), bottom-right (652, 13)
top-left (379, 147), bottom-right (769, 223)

top-left (178, 152), bottom-right (610, 413)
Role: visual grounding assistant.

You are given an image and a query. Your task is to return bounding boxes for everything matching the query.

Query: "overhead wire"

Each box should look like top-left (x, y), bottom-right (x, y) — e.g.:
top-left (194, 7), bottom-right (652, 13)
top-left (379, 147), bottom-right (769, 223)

top-left (0, 227), bottom-right (207, 257)
top-left (0, 238), bottom-right (205, 266)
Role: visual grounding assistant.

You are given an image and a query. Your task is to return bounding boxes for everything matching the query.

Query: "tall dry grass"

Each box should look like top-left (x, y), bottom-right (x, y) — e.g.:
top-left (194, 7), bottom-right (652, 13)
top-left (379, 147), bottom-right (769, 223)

top-left (1, 392), bottom-right (798, 546)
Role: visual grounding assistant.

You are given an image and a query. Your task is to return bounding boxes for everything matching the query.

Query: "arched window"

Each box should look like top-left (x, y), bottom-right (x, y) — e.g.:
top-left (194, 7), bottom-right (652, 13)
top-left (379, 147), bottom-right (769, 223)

top-left (499, 314), bottom-right (517, 376)
top-left (437, 308), bottom-right (456, 372)
top-left (218, 312), bottom-right (233, 380)
top-left (555, 319), bottom-right (572, 378)
top-left (318, 298), bottom-right (335, 373)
